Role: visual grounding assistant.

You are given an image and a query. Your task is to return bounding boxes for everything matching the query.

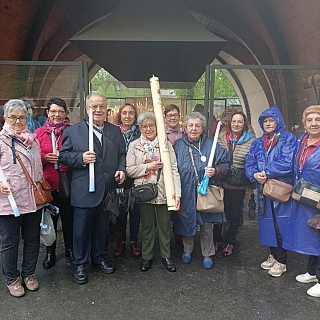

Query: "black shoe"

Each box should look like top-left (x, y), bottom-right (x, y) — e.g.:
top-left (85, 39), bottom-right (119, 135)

top-left (65, 249), bottom-right (74, 262)
top-left (73, 265), bottom-right (87, 285)
top-left (140, 259), bottom-right (152, 272)
top-left (43, 250), bottom-right (56, 269)
top-left (162, 258), bottom-right (177, 272)
top-left (92, 260), bottom-right (115, 274)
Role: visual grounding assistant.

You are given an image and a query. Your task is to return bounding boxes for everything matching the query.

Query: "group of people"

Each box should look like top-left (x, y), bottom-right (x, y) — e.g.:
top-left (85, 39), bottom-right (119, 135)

top-left (0, 94), bottom-right (319, 300)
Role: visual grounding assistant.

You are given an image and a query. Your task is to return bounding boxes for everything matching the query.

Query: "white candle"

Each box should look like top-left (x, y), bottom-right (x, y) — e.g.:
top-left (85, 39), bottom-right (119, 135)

top-left (207, 121), bottom-right (221, 167)
top-left (150, 75), bottom-right (176, 211)
top-left (51, 132), bottom-right (58, 170)
top-left (88, 106), bottom-right (95, 192)
top-left (0, 166), bottom-right (20, 217)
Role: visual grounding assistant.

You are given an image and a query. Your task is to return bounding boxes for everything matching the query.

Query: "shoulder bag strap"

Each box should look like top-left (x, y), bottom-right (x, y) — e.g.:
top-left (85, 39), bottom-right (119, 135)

top-left (188, 147), bottom-right (199, 181)
top-left (15, 153), bottom-right (34, 186)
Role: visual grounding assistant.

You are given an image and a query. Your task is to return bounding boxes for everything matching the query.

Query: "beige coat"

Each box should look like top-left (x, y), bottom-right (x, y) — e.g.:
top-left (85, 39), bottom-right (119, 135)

top-left (126, 137), bottom-right (181, 204)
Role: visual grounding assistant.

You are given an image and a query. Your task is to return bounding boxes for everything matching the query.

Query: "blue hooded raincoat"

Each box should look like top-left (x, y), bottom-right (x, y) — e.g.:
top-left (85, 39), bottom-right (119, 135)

top-left (283, 132), bottom-right (320, 257)
top-left (173, 133), bottom-right (231, 237)
top-left (245, 105), bottom-right (297, 247)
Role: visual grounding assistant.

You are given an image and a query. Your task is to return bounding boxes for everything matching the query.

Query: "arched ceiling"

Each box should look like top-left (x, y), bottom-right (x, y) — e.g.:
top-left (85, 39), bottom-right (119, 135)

top-left (1, 0), bottom-right (320, 134)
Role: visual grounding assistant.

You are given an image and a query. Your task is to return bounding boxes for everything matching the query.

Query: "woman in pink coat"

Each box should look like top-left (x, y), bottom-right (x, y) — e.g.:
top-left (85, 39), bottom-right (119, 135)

top-left (0, 99), bottom-right (44, 297)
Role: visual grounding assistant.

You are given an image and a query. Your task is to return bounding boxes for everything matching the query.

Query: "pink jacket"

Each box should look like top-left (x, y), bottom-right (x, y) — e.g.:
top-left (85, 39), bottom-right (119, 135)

top-left (0, 132), bottom-right (44, 215)
top-left (35, 126), bottom-right (68, 189)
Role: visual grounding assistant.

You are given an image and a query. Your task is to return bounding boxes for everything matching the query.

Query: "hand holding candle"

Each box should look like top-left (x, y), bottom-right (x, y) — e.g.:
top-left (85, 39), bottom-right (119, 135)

top-left (0, 166), bottom-right (20, 217)
top-left (198, 121), bottom-right (221, 196)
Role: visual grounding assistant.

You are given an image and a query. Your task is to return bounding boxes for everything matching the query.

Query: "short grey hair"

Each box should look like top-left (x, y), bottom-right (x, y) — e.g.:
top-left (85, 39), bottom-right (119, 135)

top-left (184, 111), bottom-right (207, 128)
top-left (137, 112), bottom-right (156, 127)
top-left (85, 93), bottom-right (107, 106)
top-left (3, 99), bottom-right (28, 117)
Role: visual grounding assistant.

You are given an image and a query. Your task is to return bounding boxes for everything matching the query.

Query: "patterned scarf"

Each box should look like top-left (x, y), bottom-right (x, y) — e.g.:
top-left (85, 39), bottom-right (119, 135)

top-left (140, 135), bottom-right (159, 181)
top-left (3, 122), bottom-right (34, 147)
top-left (166, 125), bottom-right (184, 145)
top-left (44, 117), bottom-right (70, 136)
top-left (226, 132), bottom-right (242, 152)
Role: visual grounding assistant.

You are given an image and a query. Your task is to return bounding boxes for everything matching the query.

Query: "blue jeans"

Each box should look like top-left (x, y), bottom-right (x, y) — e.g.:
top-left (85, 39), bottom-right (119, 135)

top-left (0, 210), bottom-right (42, 285)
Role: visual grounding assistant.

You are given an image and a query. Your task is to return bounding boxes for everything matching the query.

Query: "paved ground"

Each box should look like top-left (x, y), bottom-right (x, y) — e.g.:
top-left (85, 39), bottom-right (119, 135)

top-left (0, 208), bottom-right (319, 320)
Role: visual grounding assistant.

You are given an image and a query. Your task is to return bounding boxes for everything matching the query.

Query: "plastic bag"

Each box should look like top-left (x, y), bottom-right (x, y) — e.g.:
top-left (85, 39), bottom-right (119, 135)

top-left (40, 208), bottom-right (56, 246)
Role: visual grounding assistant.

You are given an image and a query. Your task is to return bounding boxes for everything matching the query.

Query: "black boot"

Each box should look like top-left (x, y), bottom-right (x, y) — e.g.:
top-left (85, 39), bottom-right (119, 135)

top-left (65, 249), bottom-right (74, 262)
top-left (43, 250), bottom-right (56, 269)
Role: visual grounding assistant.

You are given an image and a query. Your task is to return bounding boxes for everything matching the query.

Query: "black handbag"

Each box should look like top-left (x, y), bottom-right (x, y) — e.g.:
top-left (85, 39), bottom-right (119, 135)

top-left (228, 166), bottom-right (251, 186)
top-left (59, 171), bottom-right (71, 199)
top-left (131, 169), bottom-right (161, 203)
top-left (292, 178), bottom-right (320, 209)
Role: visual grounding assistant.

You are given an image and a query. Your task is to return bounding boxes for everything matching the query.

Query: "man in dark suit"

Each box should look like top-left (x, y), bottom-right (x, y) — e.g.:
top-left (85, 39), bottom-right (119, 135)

top-left (59, 93), bottom-right (126, 284)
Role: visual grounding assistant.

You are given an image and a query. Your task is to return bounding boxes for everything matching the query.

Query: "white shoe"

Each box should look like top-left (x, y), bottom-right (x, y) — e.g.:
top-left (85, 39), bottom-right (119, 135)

top-left (307, 283), bottom-right (320, 297)
top-left (296, 272), bottom-right (318, 284)
top-left (268, 261), bottom-right (286, 277)
top-left (261, 254), bottom-right (276, 270)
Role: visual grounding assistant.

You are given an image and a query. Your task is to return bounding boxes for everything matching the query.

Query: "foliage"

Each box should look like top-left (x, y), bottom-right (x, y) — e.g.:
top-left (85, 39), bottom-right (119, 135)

top-left (90, 68), bottom-right (237, 99)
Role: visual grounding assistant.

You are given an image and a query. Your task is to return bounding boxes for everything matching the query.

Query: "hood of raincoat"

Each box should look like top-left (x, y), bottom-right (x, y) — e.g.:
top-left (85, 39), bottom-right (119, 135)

top-left (258, 104), bottom-right (285, 134)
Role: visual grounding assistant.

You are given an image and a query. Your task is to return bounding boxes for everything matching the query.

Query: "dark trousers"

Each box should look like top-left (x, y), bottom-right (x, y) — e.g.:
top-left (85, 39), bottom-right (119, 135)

top-left (138, 203), bottom-right (171, 260)
top-left (115, 203), bottom-right (140, 242)
top-left (269, 201), bottom-right (287, 264)
top-left (73, 203), bottom-right (109, 267)
top-left (0, 209), bottom-right (42, 285)
top-left (46, 191), bottom-right (73, 252)
top-left (223, 188), bottom-right (246, 245)
top-left (307, 255), bottom-right (320, 283)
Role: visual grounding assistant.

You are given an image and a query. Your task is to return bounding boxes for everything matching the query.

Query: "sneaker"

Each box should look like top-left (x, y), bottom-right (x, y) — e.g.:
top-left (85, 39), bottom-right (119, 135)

top-left (223, 244), bottom-right (234, 256)
top-left (7, 278), bottom-right (25, 297)
top-left (268, 261), bottom-right (286, 277)
top-left (260, 254), bottom-right (276, 270)
top-left (203, 257), bottom-right (213, 269)
top-left (307, 283), bottom-right (320, 298)
top-left (23, 274), bottom-right (39, 291)
top-left (296, 272), bottom-right (318, 283)
top-left (181, 252), bottom-right (192, 264)
top-left (130, 241), bottom-right (141, 257)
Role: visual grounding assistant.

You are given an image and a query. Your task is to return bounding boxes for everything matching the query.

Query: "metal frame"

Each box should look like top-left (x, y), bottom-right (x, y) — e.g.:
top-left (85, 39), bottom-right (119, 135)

top-left (0, 60), bottom-right (89, 120)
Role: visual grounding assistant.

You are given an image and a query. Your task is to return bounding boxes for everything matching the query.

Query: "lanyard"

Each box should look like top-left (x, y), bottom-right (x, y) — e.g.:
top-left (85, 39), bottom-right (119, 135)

top-left (11, 136), bottom-right (35, 167)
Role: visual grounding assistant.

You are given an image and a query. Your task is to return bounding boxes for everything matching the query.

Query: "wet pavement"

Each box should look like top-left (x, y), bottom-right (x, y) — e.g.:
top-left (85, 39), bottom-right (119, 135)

top-left (0, 211), bottom-right (319, 320)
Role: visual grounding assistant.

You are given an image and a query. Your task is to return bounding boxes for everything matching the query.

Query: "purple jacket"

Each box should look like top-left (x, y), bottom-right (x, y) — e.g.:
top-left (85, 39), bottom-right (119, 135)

top-left (0, 132), bottom-right (44, 215)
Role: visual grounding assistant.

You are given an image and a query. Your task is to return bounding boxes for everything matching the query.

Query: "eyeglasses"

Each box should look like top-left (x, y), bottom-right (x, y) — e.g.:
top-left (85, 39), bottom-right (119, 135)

top-left (141, 124), bottom-right (156, 130)
top-left (7, 116), bottom-right (27, 122)
top-left (88, 105), bottom-right (107, 111)
top-left (166, 113), bottom-right (179, 119)
top-left (49, 110), bottom-right (66, 115)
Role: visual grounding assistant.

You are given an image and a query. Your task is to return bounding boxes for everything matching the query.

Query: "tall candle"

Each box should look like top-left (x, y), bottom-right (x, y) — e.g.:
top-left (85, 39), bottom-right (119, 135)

top-left (51, 132), bottom-right (58, 170)
top-left (0, 166), bottom-right (20, 217)
top-left (150, 75), bottom-right (176, 211)
top-left (88, 106), bottom-right (95, 192)
top-left (207, 121), bottom-right (221, 167)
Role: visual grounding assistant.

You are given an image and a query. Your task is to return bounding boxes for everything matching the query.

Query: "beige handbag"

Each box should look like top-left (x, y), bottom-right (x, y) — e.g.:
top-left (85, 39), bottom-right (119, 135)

top-left (189, 148), bottom-right (224, 213)
top-left (263, 178), bottom-right (293, 202)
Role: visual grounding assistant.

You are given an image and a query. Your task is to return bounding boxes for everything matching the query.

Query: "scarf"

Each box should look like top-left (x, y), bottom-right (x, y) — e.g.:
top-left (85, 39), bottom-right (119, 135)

top-left (166, 125), bottom-right (184, 145)
top-left (3, 122), bottom-right (34, 147)
top-left (226, 132), bottom-right (242, 152)
top-left (44, 117), bottom-right (70, 137)
top-left (263, 133), bottom-right (280, 153)
top-left (120, 123), bottom-right (137, 151)
top-left (140, 135), bottom-right (159, 181)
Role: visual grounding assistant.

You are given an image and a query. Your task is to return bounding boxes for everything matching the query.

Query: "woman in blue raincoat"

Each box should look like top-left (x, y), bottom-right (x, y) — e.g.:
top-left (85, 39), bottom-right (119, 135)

top-left (283, 105), bottom-right (320, 298)
top-left (245, 105), bottom-right (296, 277)
top-left (173, 112), bottom-right (230, 269)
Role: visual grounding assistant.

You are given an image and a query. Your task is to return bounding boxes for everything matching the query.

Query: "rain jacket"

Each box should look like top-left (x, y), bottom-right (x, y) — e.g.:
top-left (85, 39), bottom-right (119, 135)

top-left (245, 105), bottom-right (297, 247)
top-left (173, 133), bottom-right (231, 237)
top-left (283, 132), bottom-right (320, 257)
